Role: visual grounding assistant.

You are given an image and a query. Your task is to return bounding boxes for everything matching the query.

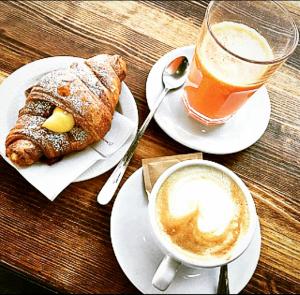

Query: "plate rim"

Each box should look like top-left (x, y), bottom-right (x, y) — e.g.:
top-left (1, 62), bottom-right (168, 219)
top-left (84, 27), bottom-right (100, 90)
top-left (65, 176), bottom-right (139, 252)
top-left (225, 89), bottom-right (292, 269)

top-left (146, 45), bottom-right (271, 155)
top-left (0, 56), bottom-right (138, 182)
top-left (111, 167), bottom-right (261, 294)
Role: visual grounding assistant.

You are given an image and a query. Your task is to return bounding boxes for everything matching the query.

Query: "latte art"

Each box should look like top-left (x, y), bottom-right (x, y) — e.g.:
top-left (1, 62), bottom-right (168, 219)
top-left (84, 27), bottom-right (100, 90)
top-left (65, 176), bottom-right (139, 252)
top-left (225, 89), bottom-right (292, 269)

top-left (156, 165), bottom-right (250, 262)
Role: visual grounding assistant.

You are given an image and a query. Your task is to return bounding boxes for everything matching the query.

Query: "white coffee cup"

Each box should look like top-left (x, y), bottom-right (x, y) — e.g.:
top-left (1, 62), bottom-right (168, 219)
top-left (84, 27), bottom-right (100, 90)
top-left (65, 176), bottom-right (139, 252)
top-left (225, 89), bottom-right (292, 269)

top-left (148, 160), bottom-right (257, 291)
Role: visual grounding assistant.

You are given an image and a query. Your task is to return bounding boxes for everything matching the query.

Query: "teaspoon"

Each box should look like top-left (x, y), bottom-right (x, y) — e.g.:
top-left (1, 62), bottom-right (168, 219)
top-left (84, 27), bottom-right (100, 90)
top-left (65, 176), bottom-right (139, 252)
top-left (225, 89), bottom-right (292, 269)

top-left (97, 55), bottom-right (189, 205)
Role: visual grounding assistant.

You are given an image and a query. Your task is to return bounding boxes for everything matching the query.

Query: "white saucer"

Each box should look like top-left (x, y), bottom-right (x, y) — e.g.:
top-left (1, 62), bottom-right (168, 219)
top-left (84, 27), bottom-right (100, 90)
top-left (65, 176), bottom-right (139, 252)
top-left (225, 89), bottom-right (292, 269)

top-left (146, 46), bottom-right (271, 155)
top-left (111, 168), bottom-right (261, 294)
top-left (0, 56), bottom-right (138, 182)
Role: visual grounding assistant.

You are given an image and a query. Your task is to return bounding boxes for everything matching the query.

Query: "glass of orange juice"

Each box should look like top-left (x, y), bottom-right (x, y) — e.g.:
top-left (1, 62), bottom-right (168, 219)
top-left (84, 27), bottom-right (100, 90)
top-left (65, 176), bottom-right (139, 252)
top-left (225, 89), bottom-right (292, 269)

top-left (183, 1), bottom-right (298, 126)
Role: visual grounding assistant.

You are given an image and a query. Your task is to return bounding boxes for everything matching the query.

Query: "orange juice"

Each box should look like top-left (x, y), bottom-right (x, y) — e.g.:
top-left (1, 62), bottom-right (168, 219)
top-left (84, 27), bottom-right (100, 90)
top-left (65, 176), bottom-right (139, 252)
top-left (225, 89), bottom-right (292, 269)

top-left (183, 21), bottom-right (274, 125)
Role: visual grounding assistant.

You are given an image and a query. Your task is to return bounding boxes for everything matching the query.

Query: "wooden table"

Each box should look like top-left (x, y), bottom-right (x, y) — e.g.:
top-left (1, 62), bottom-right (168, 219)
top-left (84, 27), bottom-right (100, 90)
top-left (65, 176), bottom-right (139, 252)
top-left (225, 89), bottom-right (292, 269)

top-left (0, 1), bottom-right (299, 294)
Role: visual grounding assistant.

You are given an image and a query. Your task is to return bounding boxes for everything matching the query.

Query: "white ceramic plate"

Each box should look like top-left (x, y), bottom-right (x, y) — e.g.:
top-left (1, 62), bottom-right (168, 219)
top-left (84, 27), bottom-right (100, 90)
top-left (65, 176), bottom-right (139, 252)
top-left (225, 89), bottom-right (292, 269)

top-left (0, 56), bottom-right (138, 182)
top-left (111, 168), bottom-right (261, 294)
top-left (146, 46), bottom-right (271, 155)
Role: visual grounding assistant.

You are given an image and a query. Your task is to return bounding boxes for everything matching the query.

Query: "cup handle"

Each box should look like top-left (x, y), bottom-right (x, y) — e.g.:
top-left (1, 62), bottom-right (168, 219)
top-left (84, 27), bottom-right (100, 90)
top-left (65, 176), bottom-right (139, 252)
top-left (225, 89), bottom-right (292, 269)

top-left (152, 255), bottom-right (181, 291)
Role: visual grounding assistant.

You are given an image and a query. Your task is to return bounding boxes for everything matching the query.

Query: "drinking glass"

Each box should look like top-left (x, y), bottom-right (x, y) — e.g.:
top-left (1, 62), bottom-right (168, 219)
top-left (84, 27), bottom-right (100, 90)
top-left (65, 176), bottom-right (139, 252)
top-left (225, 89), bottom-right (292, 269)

top-left (183, 1), bottom-right (299, 125)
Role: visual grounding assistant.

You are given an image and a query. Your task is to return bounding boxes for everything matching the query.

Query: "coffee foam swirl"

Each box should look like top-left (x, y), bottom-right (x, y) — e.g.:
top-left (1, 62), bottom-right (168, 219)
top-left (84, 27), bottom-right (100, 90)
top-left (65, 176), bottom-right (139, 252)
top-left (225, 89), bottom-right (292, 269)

top-left (156, 166), bottom-right (250, 261)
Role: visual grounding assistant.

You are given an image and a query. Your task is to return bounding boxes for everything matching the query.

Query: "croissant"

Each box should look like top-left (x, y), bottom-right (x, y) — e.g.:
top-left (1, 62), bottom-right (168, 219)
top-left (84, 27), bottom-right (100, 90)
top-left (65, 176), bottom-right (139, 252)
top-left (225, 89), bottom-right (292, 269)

top-left (5, 54), bottom-right (127, 166)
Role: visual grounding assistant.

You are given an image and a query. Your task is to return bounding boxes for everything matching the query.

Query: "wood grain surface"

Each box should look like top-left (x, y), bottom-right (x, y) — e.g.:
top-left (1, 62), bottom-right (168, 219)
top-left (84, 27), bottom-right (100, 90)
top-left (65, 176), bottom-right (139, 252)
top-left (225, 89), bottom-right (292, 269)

top-left (0, 1), bottom-right (299, 294)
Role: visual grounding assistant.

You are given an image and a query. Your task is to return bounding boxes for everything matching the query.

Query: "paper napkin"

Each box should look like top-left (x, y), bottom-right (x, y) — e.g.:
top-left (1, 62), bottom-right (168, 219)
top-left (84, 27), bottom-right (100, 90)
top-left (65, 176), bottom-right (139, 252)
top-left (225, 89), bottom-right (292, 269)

top-left (93, 111), bottom-right (135, 157)
top-left (1, 111), bottom-right (135, 201)
top-left (142, 152), bottom-right (203, 197)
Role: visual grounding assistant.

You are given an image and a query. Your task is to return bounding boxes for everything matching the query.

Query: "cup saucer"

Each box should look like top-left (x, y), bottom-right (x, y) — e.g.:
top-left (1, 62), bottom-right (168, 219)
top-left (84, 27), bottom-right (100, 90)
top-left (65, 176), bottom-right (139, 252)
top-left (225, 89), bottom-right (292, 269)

top-left (146, 45), bottom-right (271, 155)
top-left (111, 168), bottom-right (261, 294)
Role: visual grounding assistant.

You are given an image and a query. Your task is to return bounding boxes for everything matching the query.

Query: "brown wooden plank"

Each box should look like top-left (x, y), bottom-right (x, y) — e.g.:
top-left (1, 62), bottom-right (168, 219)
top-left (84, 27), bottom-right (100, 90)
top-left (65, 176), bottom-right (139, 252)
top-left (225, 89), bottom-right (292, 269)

top-left (0, 0), bottom-right (299, 294)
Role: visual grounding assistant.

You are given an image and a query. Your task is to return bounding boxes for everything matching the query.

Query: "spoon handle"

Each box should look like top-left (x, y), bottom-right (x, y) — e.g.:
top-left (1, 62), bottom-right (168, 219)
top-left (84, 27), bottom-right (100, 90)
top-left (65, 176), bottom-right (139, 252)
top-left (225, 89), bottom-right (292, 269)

top-left (97, 87), bottom-right (169, 205)
top-left (217, 265), bottom-right (230, 294)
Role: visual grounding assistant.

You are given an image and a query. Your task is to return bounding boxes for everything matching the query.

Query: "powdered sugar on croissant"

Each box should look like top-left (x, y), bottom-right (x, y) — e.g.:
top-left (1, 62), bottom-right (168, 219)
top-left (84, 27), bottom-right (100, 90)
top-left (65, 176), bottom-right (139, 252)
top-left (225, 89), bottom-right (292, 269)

top-left (5, 54), bottom-right (127, 166)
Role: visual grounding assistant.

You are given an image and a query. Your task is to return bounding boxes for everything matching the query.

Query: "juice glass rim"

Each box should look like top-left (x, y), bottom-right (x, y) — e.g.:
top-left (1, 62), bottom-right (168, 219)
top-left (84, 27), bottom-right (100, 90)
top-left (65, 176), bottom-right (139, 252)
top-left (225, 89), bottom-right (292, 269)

top-left (206, 0), bottom-right (299, 65)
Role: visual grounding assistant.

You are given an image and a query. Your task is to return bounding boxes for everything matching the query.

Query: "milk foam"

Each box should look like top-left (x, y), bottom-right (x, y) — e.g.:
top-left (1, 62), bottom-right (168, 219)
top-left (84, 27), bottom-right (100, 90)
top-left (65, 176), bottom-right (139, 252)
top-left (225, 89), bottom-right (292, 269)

top-left (156, 165), bottom-right (250, 263)
top-left (198, 21), bottom-right (273, 86)
top-left (167, 167), bottom-right (236, 235)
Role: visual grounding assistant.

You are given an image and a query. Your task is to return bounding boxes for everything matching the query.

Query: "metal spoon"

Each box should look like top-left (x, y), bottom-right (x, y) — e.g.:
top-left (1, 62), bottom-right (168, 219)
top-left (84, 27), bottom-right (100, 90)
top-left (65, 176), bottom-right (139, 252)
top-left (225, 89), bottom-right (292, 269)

top-left (97, 55), bottom-right (189, 205)
top-left (217, 265), bottom-right (230, 294)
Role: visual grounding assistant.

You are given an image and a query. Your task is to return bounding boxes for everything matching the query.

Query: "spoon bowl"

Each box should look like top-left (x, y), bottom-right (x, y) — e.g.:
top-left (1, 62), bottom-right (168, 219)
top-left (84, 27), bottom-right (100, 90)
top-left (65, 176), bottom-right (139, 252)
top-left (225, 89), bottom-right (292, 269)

top-left (163, 56), bottom-right (189, 90)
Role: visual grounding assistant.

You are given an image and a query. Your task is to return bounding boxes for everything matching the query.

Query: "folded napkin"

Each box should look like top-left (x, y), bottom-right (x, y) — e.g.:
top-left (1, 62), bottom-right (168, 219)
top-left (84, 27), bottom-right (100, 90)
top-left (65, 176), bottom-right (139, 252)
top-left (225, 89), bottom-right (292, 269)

top-left (142, 152), bottom-right (203, 196)
top-left (1, 111), bottom-right (135, 201)
top-left (93, 111), bottom-right (135, 157)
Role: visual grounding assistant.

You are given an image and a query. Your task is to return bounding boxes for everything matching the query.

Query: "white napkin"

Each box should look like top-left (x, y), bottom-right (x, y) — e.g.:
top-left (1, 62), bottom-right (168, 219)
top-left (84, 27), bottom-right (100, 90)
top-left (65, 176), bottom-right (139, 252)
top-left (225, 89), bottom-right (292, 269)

top-left (93, 111), bottom-right (135, 157)
top-left (1, 112), bottom-right (135, 201)
top-left (18, 147), bottom-right (102, 201)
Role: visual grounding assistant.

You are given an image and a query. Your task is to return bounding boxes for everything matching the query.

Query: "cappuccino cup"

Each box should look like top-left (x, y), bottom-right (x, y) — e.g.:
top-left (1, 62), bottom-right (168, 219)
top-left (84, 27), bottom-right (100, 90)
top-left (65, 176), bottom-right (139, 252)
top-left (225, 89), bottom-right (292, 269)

top-left (148, 160), bottom-right (257, 291)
